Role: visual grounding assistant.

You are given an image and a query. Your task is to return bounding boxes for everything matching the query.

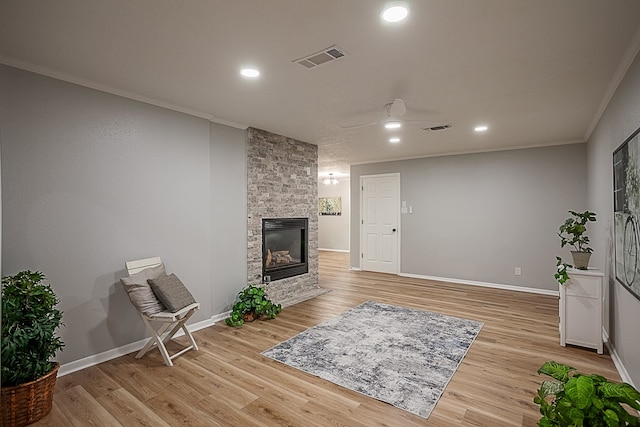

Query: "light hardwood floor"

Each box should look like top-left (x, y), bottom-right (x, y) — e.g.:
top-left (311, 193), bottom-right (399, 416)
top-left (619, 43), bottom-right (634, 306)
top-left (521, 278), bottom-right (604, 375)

top-left (36, 251), bottom-right (620, 426)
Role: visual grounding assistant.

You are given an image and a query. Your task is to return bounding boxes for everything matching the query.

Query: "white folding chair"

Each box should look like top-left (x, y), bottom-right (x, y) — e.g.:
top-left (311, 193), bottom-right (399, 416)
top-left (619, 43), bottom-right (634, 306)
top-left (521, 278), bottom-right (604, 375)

top-left (124, 257), bottom-right (200, 366)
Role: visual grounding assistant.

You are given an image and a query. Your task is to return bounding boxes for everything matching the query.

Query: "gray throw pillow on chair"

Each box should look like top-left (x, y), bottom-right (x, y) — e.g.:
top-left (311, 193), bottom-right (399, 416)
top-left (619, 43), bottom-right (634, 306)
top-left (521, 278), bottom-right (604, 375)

top-left (121, 264), bottom-right (167, 315)
top-left (148, 273), bottom-right (196, 312)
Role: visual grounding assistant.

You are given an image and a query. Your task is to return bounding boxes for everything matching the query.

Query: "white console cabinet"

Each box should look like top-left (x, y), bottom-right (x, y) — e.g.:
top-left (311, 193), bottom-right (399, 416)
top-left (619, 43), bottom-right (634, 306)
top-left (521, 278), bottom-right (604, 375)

top-left (559, 268), bottom-right (604, 354)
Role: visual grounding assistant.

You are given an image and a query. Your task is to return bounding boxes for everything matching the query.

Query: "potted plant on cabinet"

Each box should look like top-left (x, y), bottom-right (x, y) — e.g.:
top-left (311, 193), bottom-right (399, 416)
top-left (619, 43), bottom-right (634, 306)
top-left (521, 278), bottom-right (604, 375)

top-left (558, 210), bottom-right (597, 270)
top-left (225, 284), bottom-right (282, 327)
top-left (534, 361), bottom-right (640, 426)
top-left (1, 271), bottom-right (64, 427)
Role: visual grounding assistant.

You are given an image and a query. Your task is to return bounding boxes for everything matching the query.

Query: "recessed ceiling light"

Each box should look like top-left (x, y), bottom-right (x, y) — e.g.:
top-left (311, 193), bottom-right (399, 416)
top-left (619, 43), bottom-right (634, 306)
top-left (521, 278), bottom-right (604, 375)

top-left (240, 67), bottom-right (260, 78)
top-left (384, 121), bottom-right (402, 129)
top-left (474, 125), bottom-right (488, 132)
top-left (381, 5), bottom-right (409, 23)
top-left (389, 137), bottom-right (400, 143)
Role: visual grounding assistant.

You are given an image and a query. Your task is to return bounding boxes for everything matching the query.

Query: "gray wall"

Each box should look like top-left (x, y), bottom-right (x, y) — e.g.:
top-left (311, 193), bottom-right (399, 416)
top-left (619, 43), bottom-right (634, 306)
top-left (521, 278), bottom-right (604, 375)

top-left (318, 178), bottom-right (350, 251)
top-left (351, 144), bottom-right (587, 291)
top-left (0, 65), bottom-right (247, 364)
top-left (587, 51), bottom-right (640, 386)
top-left (210, 121), bottom-right (248, 313)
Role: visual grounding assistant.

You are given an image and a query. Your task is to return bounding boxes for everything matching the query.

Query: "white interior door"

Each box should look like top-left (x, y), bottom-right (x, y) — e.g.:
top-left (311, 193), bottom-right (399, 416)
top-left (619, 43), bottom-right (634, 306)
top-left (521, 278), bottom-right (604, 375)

top-left (361, 174), bottom-right (399, 274)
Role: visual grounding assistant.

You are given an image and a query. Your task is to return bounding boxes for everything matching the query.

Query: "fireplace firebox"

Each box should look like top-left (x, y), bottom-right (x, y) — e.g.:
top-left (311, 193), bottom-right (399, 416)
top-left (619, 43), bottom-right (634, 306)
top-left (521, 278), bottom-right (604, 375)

top-left (262, 218), bottom-right (308, 282)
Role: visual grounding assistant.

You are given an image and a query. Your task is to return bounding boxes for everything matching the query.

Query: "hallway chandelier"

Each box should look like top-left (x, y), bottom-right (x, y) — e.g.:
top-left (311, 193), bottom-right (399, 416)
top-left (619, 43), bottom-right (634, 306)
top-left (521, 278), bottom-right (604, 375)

top-left (322, 173), bottom-right (339, 185)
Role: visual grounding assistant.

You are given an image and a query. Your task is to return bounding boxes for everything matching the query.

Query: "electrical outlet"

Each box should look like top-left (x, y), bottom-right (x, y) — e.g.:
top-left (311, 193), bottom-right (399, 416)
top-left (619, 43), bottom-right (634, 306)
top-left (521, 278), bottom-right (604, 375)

top-left (515, 267), bottom-right (522, 276)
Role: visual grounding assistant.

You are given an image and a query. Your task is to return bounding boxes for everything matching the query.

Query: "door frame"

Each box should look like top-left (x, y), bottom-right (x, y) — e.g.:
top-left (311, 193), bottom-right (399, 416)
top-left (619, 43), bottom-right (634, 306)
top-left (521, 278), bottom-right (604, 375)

top-left (359, 172), bottom-right (401, 273)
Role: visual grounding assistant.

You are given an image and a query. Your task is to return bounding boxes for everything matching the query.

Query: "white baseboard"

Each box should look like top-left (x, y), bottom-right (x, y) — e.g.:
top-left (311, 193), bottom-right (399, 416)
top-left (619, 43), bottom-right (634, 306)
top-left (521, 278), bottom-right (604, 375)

top-left (349, 266), bottom-right (362, 271)
top-left (58, 311), bottom-right (230, 377)
top-left (603, 329), bottom-right (636, 388)
top-left (398, 272), bottom-right (559, 296)
top-left (318, 248), bottom-right (350, 253)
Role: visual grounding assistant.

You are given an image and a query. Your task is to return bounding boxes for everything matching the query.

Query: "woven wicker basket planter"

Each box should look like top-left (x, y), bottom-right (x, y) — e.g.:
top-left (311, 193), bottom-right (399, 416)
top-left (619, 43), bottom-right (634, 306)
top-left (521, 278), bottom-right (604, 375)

top-left (243, 312), bottom-right (257, 322)
top-left (1, 363), bottom-right (59, 427)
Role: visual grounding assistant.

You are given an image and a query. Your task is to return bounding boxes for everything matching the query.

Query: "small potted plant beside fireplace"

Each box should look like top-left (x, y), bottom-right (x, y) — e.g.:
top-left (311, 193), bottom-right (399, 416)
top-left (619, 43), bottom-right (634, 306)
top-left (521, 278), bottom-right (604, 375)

top-left (225, 284), bottom-right (282, 327)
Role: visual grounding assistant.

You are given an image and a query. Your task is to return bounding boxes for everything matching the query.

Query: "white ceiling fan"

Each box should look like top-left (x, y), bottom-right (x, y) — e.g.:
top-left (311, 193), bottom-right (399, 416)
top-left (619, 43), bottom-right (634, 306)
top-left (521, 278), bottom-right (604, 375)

top-left (339, 98), bottom-right (436, 130)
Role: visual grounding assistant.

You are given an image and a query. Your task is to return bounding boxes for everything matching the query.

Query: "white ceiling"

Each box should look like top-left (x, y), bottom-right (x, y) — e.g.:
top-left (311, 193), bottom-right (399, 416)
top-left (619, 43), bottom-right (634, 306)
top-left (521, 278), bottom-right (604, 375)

top-left (2, 1), bottom-right (640, 177)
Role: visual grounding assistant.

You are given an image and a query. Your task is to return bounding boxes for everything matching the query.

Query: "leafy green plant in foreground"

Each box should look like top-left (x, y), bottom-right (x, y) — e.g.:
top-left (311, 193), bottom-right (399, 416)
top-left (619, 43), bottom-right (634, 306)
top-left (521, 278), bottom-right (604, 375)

top-left (534, 361), bottom-right (640, 426)
top-left (2, 271), bottom-right (64, 387)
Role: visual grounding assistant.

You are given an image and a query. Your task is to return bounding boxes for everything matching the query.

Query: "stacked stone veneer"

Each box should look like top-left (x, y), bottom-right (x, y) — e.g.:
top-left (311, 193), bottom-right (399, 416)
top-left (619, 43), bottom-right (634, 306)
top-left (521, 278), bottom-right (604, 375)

top-left (247, 127), bottom-right (319, 303)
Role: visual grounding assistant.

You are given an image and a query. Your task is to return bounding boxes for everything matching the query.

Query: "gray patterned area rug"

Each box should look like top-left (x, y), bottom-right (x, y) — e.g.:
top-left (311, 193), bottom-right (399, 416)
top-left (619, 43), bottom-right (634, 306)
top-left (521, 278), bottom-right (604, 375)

top-left (261, 301), bottom-right (483, 419)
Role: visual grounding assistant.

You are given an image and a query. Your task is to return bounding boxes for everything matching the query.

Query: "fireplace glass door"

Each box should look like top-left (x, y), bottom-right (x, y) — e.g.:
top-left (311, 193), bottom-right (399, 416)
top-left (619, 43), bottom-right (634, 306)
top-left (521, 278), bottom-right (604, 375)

top-left (262, 218), bottom-right (308, 281)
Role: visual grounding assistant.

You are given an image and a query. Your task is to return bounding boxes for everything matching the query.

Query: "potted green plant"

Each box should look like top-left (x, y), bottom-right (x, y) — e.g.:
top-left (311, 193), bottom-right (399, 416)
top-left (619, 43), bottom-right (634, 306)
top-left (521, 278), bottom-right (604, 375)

top-left (1, 271), bottom-right (64, 427)
top-left (225, 284), bottom-right (282, 327)
top-left (534, 361), bottom-right (640, 426)
top-left (558, 210), bottom-right (597, 269)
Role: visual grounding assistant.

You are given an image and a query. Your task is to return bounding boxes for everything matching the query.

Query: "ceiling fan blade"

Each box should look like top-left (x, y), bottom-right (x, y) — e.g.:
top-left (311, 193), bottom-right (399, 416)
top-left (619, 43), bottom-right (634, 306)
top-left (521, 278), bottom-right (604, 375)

top-left (339, 121), bottom-right (378, 130)
top-left (388, 99), bottom-right (406, 117)
top-left (339, 99), bottom-right (410, 130)
top-left (402, 118), bottom-right (438, 124)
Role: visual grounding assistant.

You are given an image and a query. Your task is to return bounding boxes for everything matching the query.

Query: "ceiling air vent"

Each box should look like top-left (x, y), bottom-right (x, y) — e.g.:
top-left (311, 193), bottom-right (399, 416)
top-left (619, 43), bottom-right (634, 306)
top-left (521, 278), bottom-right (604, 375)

top-left (294, 45), bottom-right (347, 69)
top-left (421, 124), bottom-right (453, 132)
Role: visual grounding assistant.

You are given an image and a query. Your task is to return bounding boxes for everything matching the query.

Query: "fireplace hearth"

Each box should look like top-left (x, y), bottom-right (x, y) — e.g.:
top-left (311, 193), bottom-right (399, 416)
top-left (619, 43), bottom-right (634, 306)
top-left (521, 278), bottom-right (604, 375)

top-left (262, 218), bottom-right (308, 282)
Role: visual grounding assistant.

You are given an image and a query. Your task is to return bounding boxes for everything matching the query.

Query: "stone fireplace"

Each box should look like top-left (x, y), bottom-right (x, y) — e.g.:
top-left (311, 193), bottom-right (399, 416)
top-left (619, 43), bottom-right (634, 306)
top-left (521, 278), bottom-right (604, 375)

top-left (247, 127), bottom-right (319, 303)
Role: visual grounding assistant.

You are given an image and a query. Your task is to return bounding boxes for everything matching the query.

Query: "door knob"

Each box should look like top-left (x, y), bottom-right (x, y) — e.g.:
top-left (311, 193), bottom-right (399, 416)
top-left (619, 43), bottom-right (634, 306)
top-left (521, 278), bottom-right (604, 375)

top-left (392, 228), bottom-right (397, 232)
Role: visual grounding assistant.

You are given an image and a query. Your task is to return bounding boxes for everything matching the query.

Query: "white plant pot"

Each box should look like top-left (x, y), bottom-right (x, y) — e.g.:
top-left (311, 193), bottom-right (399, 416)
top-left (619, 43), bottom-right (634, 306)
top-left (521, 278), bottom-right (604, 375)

top-left (571, 251), bottom-right (591, 270)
